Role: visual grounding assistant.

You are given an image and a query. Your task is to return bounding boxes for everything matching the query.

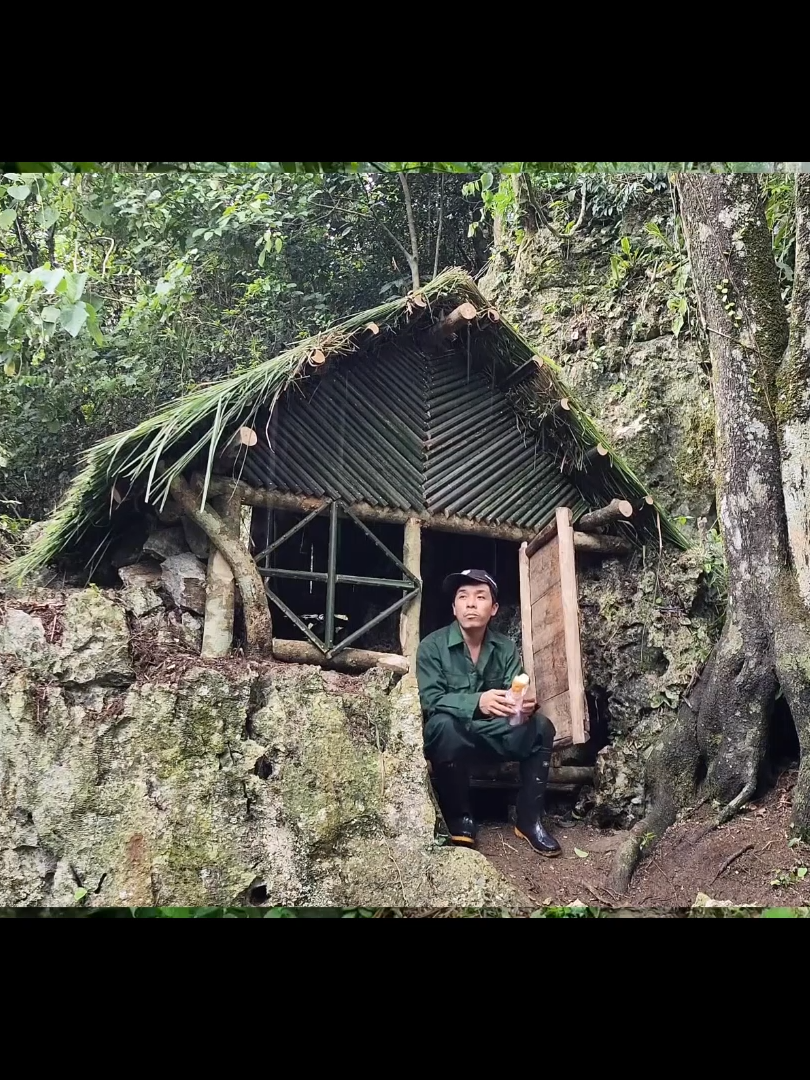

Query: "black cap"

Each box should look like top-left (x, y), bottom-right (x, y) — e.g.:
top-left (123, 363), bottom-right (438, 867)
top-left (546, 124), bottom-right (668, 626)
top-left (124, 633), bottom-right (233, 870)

top-left (442, 568), bottom-right (498, 601)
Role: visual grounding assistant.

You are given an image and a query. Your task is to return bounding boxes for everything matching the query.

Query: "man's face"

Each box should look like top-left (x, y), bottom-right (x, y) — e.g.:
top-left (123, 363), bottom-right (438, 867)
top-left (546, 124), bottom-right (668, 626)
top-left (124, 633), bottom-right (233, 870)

top-left (452, 583), bottom-right (498, 629)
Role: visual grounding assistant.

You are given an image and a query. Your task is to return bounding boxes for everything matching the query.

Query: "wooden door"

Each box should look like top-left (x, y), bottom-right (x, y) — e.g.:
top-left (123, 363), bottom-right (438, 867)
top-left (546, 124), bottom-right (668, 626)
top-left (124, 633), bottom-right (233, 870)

top-left (518, 506), bottom-right (589, 749)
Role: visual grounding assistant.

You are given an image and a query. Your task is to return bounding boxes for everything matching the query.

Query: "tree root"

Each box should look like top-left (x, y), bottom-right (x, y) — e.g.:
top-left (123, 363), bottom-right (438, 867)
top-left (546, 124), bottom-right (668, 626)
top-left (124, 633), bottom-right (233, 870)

top-left (717, 778), bottom-right (758, 825)
top-left (606, 802), bottom-right (677, 895)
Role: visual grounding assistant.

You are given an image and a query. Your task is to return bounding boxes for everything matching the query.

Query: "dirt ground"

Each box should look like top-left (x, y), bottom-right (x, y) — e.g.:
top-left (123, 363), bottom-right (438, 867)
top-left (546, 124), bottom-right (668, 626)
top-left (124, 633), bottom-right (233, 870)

top-left (475, 769), bottom-right (810, 908)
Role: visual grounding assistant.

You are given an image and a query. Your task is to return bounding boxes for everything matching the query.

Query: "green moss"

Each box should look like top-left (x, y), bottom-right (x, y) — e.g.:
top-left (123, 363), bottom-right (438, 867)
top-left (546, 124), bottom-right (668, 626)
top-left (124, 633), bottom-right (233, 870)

top-left (674, 401), bottom-right (716, 489)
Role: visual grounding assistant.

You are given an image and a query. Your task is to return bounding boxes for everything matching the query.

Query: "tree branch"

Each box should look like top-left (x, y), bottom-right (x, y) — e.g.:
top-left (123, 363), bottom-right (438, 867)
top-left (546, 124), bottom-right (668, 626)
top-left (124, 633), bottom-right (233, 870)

top-left (398, 173), bottom-right (420, 290)
top-left (433, 174), bottom-right (445, 280)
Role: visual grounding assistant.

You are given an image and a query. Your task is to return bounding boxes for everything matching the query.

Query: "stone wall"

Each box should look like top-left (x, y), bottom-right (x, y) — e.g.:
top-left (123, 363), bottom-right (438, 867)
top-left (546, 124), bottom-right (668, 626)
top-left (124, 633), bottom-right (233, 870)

top-left (0, 589), bottom-right (527, 908)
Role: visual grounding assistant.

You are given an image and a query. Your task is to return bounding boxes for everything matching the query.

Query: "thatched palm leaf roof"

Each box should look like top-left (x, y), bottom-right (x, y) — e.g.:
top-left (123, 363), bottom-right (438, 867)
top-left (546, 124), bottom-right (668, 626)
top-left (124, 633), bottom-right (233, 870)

top-left (2, 269), bottom-right (688, 583)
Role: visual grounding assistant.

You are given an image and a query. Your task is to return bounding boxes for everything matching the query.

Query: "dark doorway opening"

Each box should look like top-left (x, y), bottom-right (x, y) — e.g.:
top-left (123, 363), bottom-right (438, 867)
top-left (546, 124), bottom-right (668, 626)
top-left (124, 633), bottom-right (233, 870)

top-left (419, 529), bottom-right (521, 645)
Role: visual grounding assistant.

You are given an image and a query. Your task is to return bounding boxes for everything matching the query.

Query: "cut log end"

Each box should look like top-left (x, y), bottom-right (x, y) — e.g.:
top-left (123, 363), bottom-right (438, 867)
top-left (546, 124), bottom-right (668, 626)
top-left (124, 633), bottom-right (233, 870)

top-left (577, 498), bottom-right (635, 533)
top-left (436, 301), bottom-right (478, 338)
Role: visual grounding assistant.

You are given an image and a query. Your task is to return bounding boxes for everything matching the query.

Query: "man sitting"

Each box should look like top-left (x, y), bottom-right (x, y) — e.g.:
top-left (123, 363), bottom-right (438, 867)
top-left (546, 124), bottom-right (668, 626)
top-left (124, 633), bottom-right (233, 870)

top-left (416, 568), bottom-right (561, 857)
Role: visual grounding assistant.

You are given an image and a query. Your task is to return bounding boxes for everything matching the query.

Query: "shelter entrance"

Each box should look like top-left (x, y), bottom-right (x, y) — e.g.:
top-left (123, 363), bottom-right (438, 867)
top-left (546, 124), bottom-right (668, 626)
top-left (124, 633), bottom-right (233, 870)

top-left (418, 530), bottom-right (521, 643)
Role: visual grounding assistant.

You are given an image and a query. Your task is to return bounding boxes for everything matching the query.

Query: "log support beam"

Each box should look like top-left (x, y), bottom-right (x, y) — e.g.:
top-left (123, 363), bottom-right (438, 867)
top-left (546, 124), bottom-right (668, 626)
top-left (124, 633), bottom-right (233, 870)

top-left (205, 477), bottom-right (536, 545)
top-left (577, 498), bottom-right (633, 532)
top-left (399, 518), bottom-right (422, 670)
top-left (271, 639), bottom-right (408, 675)
top-left (573, 532), bottom-right (632, 556)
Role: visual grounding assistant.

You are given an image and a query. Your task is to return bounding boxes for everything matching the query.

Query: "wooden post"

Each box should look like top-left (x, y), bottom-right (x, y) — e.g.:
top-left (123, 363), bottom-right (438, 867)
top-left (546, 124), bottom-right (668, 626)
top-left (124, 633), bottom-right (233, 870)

top-left (399, 518), bottom-right (422, 670)
top-left (201, 492), bottom-right (241, 657)
top-left (556, 506), bottom-right (587, 744)
top-left (518, 542), bottom-right (535, 697)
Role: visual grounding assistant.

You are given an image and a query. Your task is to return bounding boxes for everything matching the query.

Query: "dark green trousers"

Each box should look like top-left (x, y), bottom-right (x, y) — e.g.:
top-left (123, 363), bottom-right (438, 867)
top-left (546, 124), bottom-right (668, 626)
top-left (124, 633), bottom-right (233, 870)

top-left (424, 710), bottom-right (555, 766)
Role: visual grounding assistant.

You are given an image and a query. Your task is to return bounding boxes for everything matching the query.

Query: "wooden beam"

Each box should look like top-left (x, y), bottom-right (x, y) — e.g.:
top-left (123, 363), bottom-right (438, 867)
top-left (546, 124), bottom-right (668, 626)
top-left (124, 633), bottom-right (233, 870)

top-left (556, 506), bottom-right (587, 745)
top-left (200, 492), bottom-right (241, 657)
top-left (573, 532), bottom-right (632, 555)
top-left (205, 478), bottom-right (536, 545)
top-left (577, 499), bottom-right (633, 532)
top-left (271, 639), bottom-right (408, 675)
top-left (399, 518), bottom-right (422, 670)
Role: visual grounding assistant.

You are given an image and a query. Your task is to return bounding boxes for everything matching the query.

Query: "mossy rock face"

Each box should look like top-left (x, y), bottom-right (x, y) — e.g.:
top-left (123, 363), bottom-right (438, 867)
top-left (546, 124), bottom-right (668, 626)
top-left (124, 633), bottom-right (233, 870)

top-left (0, 592), bottom-right (530, 908)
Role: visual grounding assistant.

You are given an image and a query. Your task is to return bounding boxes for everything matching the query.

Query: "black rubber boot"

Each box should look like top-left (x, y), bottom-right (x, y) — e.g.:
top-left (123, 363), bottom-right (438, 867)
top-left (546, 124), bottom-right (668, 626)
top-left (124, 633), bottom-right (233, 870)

top-left (515, 749), bottom-right (561, 857)
top-left (433, 761), bottom-right (476, 847)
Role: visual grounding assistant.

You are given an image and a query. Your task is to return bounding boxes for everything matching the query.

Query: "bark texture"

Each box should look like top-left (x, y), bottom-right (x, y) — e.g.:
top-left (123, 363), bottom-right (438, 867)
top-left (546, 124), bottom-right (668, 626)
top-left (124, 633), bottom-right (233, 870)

top-left (609, 173), bottom-right (810, 891)
top-left (779, 175), bottom-right (810, 608)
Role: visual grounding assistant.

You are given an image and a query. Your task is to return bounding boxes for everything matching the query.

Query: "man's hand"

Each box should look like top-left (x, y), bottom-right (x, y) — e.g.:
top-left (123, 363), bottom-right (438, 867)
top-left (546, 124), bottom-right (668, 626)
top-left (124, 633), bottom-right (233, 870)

top-left (479, 689), bottom-right (514, 718)
top-left (521, 693), bottom-right (537, 718)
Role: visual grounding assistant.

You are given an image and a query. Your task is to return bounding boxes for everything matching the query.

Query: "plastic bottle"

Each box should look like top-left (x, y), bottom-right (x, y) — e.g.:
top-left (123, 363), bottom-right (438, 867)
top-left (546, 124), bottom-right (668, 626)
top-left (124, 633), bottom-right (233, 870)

top-left (506, 673), bottom-right (530, 726)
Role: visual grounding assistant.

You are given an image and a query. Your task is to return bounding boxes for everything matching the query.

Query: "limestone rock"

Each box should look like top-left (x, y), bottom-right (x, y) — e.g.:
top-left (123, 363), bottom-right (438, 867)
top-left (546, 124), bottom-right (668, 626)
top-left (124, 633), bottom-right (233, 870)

top-left (181, 517), bottom-right (209, 560)
top-left (118, 560), bottom-right (162, 589)
top-left (144, 526), bottom-right (187, 562)
top-left (54, 591), bottom-right (134, 686)
top-left (121, 585), bottom-right (164, 617)
top-left (0, 633), bottom-right (529, 908)
top-left (156, 610), bottom-right (202, 652)
top-left (160, 553), bottom-right (206, 615)
top-left (0, 608), bottom-right (54, 676)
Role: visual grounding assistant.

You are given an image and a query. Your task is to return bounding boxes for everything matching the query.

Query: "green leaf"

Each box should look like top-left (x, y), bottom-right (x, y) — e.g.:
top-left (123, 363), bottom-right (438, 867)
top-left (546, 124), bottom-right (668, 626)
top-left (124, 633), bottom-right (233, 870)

top-left (65, 271), bottom-right (87, 303)
top-left (31, 267), bottom-right (65, 294)
top-left (84, 304), bottom-right (103, 346)
top-left (3, 354), bottom-right (19, 376)
top-left (37, 206), bottom-right (59, 230)
top-left (59, 302), bottom-right (89, 337)
top-left (574, 847), bottom-right (589, 858)
top-left (761, 907), bottom-right (800, 917)
top-left (481, 171), bottom-right (494, 191)
top-left (275, 235), bottom-right (283, 253)
top-left (41, 305), bottom-right (60, 323)
top-left (7, 185), bottom-right (30, 201)
top-left (74, 887), bottom-right (88, 901)
top-left (620, 236), bottom-right (631, 255)
top-left (0, 298), bottom-right (20, 329)
top-left (0, 208), bottom-right (16, 229)
top-left (797, 867), bottom-right (808, 879)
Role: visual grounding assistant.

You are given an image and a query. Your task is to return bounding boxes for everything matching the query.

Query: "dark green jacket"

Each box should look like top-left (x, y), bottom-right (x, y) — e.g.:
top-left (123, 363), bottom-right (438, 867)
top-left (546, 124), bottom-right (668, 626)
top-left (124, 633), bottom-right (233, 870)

top-left (416, 620), bottom-right (523, 723)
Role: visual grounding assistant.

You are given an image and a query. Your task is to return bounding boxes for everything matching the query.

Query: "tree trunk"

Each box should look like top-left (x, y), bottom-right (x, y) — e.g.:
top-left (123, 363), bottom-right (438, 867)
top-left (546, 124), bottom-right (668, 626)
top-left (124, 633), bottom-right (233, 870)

top-left (609, 173), bottom-right (810, 892)
top-left (779, 175), bottom-right (810, 608)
